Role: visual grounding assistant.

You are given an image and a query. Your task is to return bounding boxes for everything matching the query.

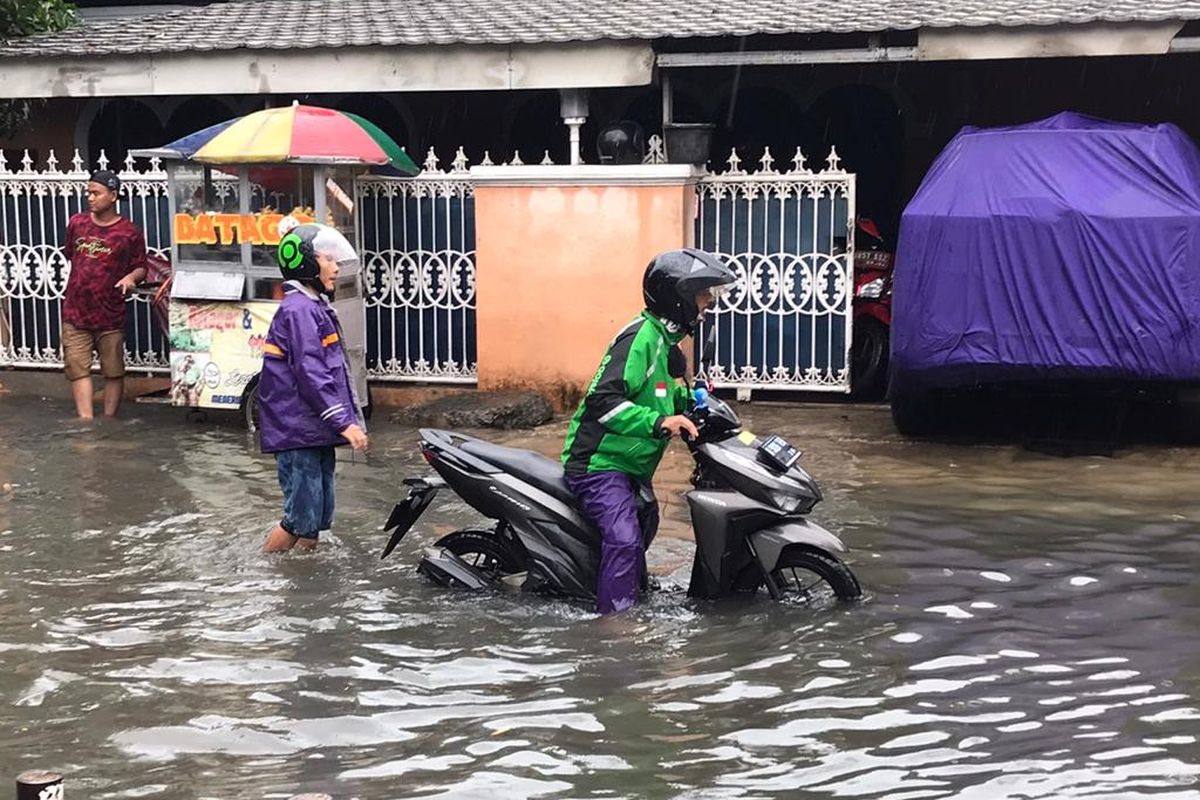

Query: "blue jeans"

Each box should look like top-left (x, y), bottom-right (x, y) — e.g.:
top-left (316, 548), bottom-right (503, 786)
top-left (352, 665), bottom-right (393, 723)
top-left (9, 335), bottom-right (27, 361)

top-left (276, 446), bottom-right (336, 539)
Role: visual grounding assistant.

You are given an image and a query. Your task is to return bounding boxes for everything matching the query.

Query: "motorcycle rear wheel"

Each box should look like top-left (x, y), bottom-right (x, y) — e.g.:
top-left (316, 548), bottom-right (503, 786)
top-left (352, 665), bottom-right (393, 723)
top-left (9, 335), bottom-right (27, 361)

top-left (850, 317), bottom-right (889, 400)
top-left (433, 528), bottom-right (525, 581)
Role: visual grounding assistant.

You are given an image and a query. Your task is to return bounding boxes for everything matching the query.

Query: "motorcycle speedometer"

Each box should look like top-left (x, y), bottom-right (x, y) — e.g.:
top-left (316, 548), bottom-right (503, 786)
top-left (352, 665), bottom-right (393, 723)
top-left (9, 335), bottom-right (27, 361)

top-left (756, 434), bottom-right (802, 471)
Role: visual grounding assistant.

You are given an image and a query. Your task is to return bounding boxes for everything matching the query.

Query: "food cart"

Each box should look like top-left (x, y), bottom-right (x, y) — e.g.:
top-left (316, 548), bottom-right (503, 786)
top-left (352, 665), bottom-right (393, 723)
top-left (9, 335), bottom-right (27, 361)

top-left (133, 103), bottom-right (418, 426)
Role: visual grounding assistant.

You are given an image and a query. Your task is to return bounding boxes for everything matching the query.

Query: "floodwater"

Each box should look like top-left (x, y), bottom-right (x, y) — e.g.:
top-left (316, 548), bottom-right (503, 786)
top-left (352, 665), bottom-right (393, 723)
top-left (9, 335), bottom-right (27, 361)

top-left (2, 392), bottom-right (1200, 799)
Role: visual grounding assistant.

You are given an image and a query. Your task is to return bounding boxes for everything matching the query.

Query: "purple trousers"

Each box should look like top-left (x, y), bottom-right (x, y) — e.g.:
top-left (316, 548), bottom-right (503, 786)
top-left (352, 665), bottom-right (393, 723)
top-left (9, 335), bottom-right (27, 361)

top-left (566, 471), bottom-right (658, 615)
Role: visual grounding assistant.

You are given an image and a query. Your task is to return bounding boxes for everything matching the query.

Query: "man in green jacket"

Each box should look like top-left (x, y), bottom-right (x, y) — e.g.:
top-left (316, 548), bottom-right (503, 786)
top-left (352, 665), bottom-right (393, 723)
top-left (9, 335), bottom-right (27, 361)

top-left (562, 249), bottom-right (736, 614)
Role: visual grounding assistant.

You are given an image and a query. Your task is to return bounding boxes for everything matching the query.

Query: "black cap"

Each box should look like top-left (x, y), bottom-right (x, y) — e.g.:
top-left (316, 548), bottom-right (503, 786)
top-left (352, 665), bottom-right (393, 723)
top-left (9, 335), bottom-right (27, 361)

top-left (89, 170), bottom-right (120, 191)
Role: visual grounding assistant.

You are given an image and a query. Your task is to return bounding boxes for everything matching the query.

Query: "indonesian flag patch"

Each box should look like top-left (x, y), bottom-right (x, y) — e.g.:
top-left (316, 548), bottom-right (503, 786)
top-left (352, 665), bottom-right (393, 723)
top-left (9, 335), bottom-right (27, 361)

top-left (655, 381), bottom-right (668, 398)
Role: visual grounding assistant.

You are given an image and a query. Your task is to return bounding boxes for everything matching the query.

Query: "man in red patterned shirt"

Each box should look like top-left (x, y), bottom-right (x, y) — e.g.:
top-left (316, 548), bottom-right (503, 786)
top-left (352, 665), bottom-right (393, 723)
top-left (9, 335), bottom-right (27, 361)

top-left (61, 171), bottom-right (148, 419)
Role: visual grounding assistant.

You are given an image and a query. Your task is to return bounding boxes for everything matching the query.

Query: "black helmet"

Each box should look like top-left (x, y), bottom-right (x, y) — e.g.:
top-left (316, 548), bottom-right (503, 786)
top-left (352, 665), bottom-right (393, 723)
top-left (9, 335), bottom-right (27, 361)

top-left (643, 249), bottom-right (736, 335)
top-left (276, 222), bottom-right (356, 295)
top-left (596, 121), bottom-right (646, 165)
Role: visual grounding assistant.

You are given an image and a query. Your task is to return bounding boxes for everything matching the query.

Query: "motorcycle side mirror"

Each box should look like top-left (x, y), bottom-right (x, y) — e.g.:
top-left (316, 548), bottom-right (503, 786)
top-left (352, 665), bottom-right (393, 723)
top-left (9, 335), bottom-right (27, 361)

top-left (698, 325), bottom-right (716, 375)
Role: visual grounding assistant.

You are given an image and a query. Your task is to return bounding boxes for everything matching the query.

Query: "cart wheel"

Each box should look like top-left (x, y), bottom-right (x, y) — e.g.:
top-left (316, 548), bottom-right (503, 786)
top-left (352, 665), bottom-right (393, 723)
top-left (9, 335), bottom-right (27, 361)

top-left (240, 374), bottom-right (262, 432)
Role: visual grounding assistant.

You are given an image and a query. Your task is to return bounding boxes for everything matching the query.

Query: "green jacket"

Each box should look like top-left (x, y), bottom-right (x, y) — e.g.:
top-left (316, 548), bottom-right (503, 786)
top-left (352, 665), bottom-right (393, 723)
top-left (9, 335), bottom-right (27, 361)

top-left (562, 311), bottom-right (691, 480)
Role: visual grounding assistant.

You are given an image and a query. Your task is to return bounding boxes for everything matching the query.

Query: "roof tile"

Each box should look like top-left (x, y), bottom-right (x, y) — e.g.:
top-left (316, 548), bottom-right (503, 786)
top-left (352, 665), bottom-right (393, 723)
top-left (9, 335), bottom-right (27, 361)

top-left (3, 0), bottom-right (1199, 57)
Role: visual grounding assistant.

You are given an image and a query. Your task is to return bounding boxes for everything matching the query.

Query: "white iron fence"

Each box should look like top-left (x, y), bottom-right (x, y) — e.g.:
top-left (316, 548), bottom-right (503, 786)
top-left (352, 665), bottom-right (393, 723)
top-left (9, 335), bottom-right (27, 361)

top-left (357, 148), bottom-right (476, 382)
top-left (695, 147), bottom-right (856, 396)
top-left (0, 149), bottom-right (479, 382)
top-left (3, 144), bottom-right (851, 395)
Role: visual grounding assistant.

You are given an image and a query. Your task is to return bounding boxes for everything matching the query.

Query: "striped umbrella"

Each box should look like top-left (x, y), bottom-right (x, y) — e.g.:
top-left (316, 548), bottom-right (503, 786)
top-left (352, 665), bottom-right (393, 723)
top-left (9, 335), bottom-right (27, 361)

top-left (160, 103), bottom-right (419, 175)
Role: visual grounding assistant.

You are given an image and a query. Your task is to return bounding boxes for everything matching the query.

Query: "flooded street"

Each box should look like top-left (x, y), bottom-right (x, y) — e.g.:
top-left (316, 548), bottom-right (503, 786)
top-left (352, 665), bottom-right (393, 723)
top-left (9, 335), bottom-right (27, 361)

top-left (2, 392), bottom-right (1200, 799)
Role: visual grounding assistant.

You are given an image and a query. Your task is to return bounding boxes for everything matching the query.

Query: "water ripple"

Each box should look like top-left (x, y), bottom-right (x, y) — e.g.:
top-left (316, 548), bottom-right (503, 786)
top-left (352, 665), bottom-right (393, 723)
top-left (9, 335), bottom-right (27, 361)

top-left (2, 399), bottom-right (1200, 798)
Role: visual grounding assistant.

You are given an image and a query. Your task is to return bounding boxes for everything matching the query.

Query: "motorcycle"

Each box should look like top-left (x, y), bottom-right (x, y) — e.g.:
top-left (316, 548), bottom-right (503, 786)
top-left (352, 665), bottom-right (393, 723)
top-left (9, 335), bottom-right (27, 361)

top-left (850, 217), bottom-right (894, 400)
top-left (380, 331), bottom-right (863, 607)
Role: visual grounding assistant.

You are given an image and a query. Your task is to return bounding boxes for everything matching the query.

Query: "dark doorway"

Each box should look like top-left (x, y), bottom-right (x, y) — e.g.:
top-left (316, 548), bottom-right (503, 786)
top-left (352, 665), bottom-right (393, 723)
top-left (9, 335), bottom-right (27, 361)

top-left (808, 84), bottom-right (904, 240)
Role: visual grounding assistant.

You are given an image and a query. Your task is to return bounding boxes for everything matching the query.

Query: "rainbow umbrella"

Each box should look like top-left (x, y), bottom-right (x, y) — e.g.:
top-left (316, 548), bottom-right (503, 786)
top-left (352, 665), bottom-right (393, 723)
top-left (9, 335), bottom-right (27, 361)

top-left (155, 103), bottom-right (419, 175)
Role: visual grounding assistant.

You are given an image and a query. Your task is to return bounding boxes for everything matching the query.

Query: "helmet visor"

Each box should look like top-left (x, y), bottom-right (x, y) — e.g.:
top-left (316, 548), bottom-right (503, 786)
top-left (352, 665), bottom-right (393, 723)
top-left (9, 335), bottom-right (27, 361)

top-left (311, 226), bottom-right (359, 264)
top-left (701, 279), bottom-right (736, 312)
top-left (709, 280), bottom-right (735, 301)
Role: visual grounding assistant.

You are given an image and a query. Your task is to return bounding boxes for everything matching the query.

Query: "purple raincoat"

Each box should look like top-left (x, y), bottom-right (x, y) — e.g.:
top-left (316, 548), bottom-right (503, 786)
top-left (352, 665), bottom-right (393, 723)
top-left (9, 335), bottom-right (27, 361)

top-left (258, 282), bottom-right (361, 454)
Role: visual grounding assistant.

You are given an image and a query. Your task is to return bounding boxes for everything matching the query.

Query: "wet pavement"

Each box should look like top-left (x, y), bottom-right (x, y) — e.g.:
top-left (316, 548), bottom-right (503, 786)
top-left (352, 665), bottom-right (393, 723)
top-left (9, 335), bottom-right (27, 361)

top-left (2, 391), bottom-right (1200, 799)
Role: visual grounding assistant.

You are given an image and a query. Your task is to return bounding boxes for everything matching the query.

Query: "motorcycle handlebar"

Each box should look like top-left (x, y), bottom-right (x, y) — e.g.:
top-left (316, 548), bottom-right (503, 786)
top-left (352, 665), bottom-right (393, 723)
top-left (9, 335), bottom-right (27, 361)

top-left (655, 412), bottom-right (704, 442)
top-left (681, 407), bottom-right (707, 443)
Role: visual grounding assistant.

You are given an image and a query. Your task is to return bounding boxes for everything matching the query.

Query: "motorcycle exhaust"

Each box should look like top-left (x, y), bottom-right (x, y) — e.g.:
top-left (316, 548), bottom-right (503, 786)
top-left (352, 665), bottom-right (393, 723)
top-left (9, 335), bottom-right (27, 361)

top-left (416, 547), bottom-right (495, 591)
top-left (499, 572), bottom-right (528, 591)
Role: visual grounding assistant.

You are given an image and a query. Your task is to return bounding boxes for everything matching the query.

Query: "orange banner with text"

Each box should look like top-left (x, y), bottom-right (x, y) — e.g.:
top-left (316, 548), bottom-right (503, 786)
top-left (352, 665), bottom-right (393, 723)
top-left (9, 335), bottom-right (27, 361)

top-left (174, 212), bottom-right (314, 246)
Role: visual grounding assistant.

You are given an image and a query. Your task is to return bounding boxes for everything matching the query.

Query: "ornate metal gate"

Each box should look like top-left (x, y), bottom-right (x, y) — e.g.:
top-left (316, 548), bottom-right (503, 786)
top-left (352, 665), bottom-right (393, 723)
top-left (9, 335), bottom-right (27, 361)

top-left (695, 148), bottom-right (855, 396)
top-left (356, 149), bottom-right (476, 382)
top-left (0, 149), bottom-right (478, 383)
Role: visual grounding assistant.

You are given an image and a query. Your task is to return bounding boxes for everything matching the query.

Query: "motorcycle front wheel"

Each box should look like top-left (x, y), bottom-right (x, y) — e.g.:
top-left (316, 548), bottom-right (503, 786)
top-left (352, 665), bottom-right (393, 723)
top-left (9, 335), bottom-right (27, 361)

top-left (735, 548), bottom-right (862, 603)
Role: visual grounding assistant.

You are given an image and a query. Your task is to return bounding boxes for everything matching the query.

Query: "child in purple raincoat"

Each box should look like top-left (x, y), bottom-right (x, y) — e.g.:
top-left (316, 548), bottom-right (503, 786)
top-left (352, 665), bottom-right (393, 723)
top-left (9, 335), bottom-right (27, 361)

top-left (258, 223), bottom-right (368, 553)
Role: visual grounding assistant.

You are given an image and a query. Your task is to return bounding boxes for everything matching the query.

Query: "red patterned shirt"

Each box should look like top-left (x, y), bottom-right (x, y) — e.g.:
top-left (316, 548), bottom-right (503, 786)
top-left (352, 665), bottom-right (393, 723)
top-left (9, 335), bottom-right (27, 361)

top-left (62, 213), bottom-right (148, 331)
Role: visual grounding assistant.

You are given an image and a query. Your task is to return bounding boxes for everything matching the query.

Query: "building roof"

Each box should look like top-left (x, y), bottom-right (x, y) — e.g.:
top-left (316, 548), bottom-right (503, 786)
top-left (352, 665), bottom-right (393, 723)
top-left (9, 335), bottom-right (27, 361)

top-left (3, 0), bottom-right (1200, 58)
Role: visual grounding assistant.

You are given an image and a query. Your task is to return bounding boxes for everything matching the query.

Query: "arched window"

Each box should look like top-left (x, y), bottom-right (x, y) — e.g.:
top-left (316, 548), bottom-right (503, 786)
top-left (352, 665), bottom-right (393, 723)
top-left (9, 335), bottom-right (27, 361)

top-left (710, 85), bottom-right (811, 169)
top-left (331, 94), bottom-right (415, 157)
top-left (165, 97), bottom-right (238, 143)
top-left (505, 91), bottom-right (566, 164)
top-left (86, 98), bottom-right (165, 165)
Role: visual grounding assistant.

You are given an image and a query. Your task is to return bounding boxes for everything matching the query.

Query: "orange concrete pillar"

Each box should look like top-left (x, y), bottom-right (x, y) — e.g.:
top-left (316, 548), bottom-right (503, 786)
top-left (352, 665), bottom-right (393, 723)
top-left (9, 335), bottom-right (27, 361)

top-left (472, 165), bottom-right (702, 407)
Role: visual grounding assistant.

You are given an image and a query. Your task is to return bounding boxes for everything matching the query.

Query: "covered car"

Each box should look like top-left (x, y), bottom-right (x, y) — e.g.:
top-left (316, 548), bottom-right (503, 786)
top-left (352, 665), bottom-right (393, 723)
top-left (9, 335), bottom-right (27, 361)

top-left (890, 112), bottom-right (1200, 433)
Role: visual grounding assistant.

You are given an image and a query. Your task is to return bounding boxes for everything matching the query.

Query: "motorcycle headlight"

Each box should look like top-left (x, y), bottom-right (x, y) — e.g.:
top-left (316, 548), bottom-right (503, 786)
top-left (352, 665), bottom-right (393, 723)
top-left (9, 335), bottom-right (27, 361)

top-left (856, 277), bottom-right (886, 299)
top-left (771, 493), bottom-right (802, 514)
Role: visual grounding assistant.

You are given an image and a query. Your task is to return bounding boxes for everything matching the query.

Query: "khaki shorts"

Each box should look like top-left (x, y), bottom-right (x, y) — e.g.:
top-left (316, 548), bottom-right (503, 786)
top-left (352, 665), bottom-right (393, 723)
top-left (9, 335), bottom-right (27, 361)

top-left (62, 322), bottom-right (125, 382)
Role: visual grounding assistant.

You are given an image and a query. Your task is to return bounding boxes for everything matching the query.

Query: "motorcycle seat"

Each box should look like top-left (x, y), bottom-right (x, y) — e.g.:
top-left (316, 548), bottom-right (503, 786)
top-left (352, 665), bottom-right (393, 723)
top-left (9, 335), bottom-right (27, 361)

top-left (459, 439), bottom-right (578, 506)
